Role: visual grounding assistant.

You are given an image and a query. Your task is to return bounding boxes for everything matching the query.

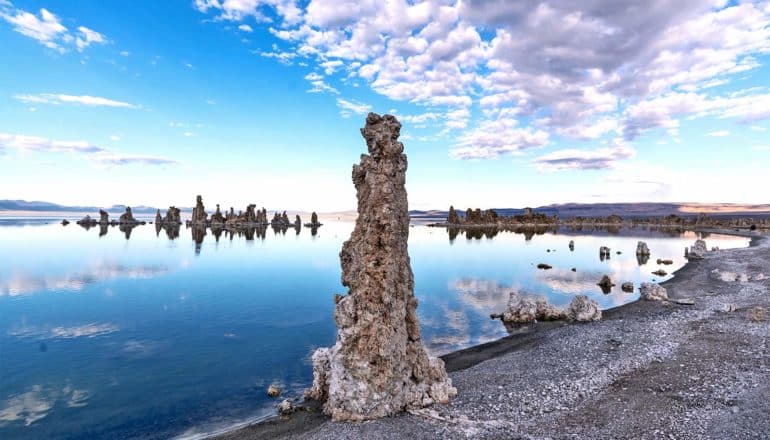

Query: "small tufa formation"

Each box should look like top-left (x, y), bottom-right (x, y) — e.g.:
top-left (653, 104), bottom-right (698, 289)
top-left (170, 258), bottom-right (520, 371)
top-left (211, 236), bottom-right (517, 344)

top-left (652, 269), bottom-right (668, 276)
top-left (210, 204), bottom-right (225, 225)
top-left (294, 214), bottom-right (302, 228)
top-left (639, 282), bottom-right (668, 301)
top-left (76, 215), bottom-right (97, 226)
top-left (621, 282), bottom-right (634, 292)
top-left (568, 240), bottom-right (575, 250)
top-left (191, 195), bottom-right (208, 225)
top-left (267, 384), bottom-right (281, 398)
top-left (119, 207), bottom-right (139, 224)
top-left (688, 239), bottom-right (708, 260)
top-left (305, 113), bottom-right (455, 421)
top-left (163, 207), bottom-right (182, 224)
top-left (597, 275), bottom-right (615, 293)
top-left (61, 219), bottom-right (70, 226)
top-left (657, 258), bottom-right (673, 265)
top-left (305, 211), bottom-right (323, 227)
top-left (277, 399), bottom-right (294, 416)
top-left (447, 206), bottom-right (459, 224)
top-left (567, 295), bottom-right (602, 322)
top-left (99, 209), bottom-right (110, 225)
top-left (636, 241), bottom-right (650, 256)
top-left (155, 209), bottom-right (162, 224)
top-left (599, 246), bottom-right (611, 260)
top-left (499, 292), bottom-right (600, 323)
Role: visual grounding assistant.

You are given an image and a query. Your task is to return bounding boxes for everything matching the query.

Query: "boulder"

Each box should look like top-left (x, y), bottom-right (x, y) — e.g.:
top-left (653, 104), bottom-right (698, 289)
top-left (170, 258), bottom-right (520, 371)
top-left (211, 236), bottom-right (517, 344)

top-left (652, 269), bottom-right (668, 276)
top-left (621, 282), bottom-right (634, 292)
top-left (267, 384), bottom-right (281, 398)
top-left (567, 295), bottom-right (602, 321)
top-left (502, 293), bottom-right (539, 323)
top-left (277, 399), bottom-right (294, 416)
top-left (305, 113), bottom-right (455, 421)
top-left (639, 282), bottom-right (668, 301)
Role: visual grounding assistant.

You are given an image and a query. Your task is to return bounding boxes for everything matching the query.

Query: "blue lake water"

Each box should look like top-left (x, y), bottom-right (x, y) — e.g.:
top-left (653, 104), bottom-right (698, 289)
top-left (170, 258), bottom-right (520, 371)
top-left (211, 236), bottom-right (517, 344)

top-left (0, 219), bottom-right (749, 439)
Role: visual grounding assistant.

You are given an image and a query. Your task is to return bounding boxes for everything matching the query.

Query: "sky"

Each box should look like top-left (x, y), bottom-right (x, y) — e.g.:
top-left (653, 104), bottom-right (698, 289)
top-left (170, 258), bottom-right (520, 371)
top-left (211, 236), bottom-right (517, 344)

top-left (0, 0), bottom-right (768, 211)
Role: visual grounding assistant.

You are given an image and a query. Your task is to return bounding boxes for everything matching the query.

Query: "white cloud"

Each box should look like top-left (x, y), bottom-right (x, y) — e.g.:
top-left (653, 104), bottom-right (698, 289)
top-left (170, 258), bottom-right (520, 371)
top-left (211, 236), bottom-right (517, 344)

top-left (706, 130), bottom-right (730, 137)
top-left (14, 93), bottom-right (138, 108)
top-left (1, 6), bottom-right (106, 53)
top-left (75, 26), bottom-right (106, 52)
top-left (750, 125), bottom-right (767, 132)
top-left (119, 50), bottom-right (130, 56)
top-left (238, 24), bottom-right (253, 32)
top-left (533, 142), bottom-right (636, 172)
top-left (0, 133), bottom-right (177, 166)
top-left (451, 118), bottom-right (549, 159)
top-left (109, 135), bottom-right (120, 141)
top-left (194, 0), bottom-right (770, 168)
top-left (336, 97), bottom-right (371, 118)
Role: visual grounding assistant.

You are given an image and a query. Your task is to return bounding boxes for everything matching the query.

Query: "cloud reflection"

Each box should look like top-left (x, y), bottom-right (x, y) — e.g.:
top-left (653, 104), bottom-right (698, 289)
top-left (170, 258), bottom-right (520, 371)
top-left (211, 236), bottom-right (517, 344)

top-left (9, 322), bottom-right (119, 339)
top-left (0, 384), bottom-right (90, 427)
top-left (0, 263), bottom-right (169, 296)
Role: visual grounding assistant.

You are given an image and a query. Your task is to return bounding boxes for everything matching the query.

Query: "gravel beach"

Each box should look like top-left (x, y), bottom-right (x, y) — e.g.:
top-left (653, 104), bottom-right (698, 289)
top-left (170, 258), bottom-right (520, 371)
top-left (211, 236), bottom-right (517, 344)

top-left (217, 229), bottom-right (769, 440)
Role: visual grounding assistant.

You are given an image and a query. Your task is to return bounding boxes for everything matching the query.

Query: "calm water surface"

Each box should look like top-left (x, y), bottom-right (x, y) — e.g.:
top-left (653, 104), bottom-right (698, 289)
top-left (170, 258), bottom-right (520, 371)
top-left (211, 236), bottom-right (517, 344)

top-left (0, 219), bottom-right (749, 439)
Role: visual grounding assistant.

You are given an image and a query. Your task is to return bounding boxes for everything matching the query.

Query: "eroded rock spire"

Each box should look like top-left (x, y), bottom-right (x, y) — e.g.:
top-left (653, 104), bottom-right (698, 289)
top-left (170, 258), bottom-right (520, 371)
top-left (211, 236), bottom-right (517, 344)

top-left (306, 112), bottom-right (456, 421)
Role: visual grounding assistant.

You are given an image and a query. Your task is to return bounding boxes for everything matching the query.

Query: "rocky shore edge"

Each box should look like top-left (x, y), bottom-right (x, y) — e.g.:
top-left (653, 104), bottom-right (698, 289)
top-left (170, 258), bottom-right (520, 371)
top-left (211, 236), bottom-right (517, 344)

top-left (212, 228), bottom-right (768, 440)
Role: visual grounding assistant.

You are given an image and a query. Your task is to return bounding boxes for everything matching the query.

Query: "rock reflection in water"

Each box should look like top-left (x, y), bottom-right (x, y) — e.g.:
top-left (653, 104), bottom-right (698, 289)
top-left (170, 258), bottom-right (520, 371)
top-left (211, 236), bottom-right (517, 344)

top-left (191, 226), bottom-right (206, 254)
top-left (99, 224), bottom-right (108, 237)
top-left (118, 224), bottom-right (137, 240)
top-left (155, 223), bottom-right (180, 240)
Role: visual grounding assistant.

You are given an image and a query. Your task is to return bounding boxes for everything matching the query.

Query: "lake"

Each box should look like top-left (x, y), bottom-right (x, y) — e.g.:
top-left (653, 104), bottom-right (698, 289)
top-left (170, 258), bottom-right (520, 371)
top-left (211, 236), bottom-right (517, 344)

top-left (0, 219), bottom-right (749, 439)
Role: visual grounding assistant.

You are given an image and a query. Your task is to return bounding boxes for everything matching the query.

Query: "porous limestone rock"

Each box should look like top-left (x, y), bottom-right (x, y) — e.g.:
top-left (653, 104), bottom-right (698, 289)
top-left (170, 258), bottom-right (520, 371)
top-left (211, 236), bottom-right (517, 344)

top-left (568, 240), bottom-right (574, 250)
top-left (502, 292), bottom-right (538, 323)
top-left (191, 195), bottom-right (208, 225)
top-left (163, 207), bottom-right (181, 224)
top-left (447, 206), bottom-right (459, 224)
top-left (636, 241), bottom-right (650, 256)
top-left (567, 295), bottom-right (602, 322)
top-left (155, 209), bottom-right (162, 224)
top-left (639, 282), bottom-right (668, 301)
top-left (99, 209), bottom-right (109, 225)
top-left (210, 204), bottom-right (225, 225)
top-left (119, 207), bottom-right (137, 223)
top-left (597, 275), bottom-right (615, 292)
top-left (621, 282), bottom-right (634, 292)
top-left (277, 399), bottom-right (294, 416)
top-left (267, 384), bottom-right (281, 398)
top-left (305, 113), bottom-right (455, 421)
top-left (689, 239), bottom-right (708, 259)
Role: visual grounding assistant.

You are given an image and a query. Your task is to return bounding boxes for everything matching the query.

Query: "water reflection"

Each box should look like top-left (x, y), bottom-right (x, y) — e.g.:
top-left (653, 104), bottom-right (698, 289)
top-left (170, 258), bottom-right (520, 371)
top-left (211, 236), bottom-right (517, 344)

top-left (0, 263), bottom-right (169, 296)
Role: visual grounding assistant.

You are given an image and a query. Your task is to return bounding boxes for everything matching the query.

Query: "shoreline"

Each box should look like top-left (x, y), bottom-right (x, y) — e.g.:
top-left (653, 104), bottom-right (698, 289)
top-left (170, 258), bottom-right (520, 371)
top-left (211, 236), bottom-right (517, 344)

top-left (213, 228), bottom-right (768, 439)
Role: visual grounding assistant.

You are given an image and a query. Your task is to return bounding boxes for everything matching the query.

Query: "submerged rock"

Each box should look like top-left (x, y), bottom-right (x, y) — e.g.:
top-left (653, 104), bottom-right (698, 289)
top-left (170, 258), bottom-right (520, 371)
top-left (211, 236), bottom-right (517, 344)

top-left (652, 269), bottom-right (668, 276)
top-left (267, 384), bottom-right (281, 398)
top-left (639, 282), bottom-right (668, 301)
top-left (567, 295), bottom-right (602, 322)
top-left (597, 275), bottom-right (615, 293)
top-left (305, 113), bottom-right (455, 421)
top-left (656, 258), bottom-right (673, 265)
top-left (621, 282), bottom-right (634, 292)
top-left (536, 263), bottom-right (553, 270)
top-left (61, 219), bottom-right (70, 226)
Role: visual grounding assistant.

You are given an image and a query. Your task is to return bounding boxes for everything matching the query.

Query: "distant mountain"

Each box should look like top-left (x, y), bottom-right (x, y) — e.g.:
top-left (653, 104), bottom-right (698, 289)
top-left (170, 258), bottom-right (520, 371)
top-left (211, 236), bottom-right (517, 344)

top-left (0, 200), bottom-right (177, 214)
top-left (410, 202), bottom-right (770, 221)
top-left (3, 200), bottom-right (769, 219)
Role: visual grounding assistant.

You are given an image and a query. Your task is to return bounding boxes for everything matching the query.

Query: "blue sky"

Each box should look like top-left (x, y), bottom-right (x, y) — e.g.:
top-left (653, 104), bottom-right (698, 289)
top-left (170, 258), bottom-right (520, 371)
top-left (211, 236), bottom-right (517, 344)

top-left (0, 0), bottom-right (768, 211)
